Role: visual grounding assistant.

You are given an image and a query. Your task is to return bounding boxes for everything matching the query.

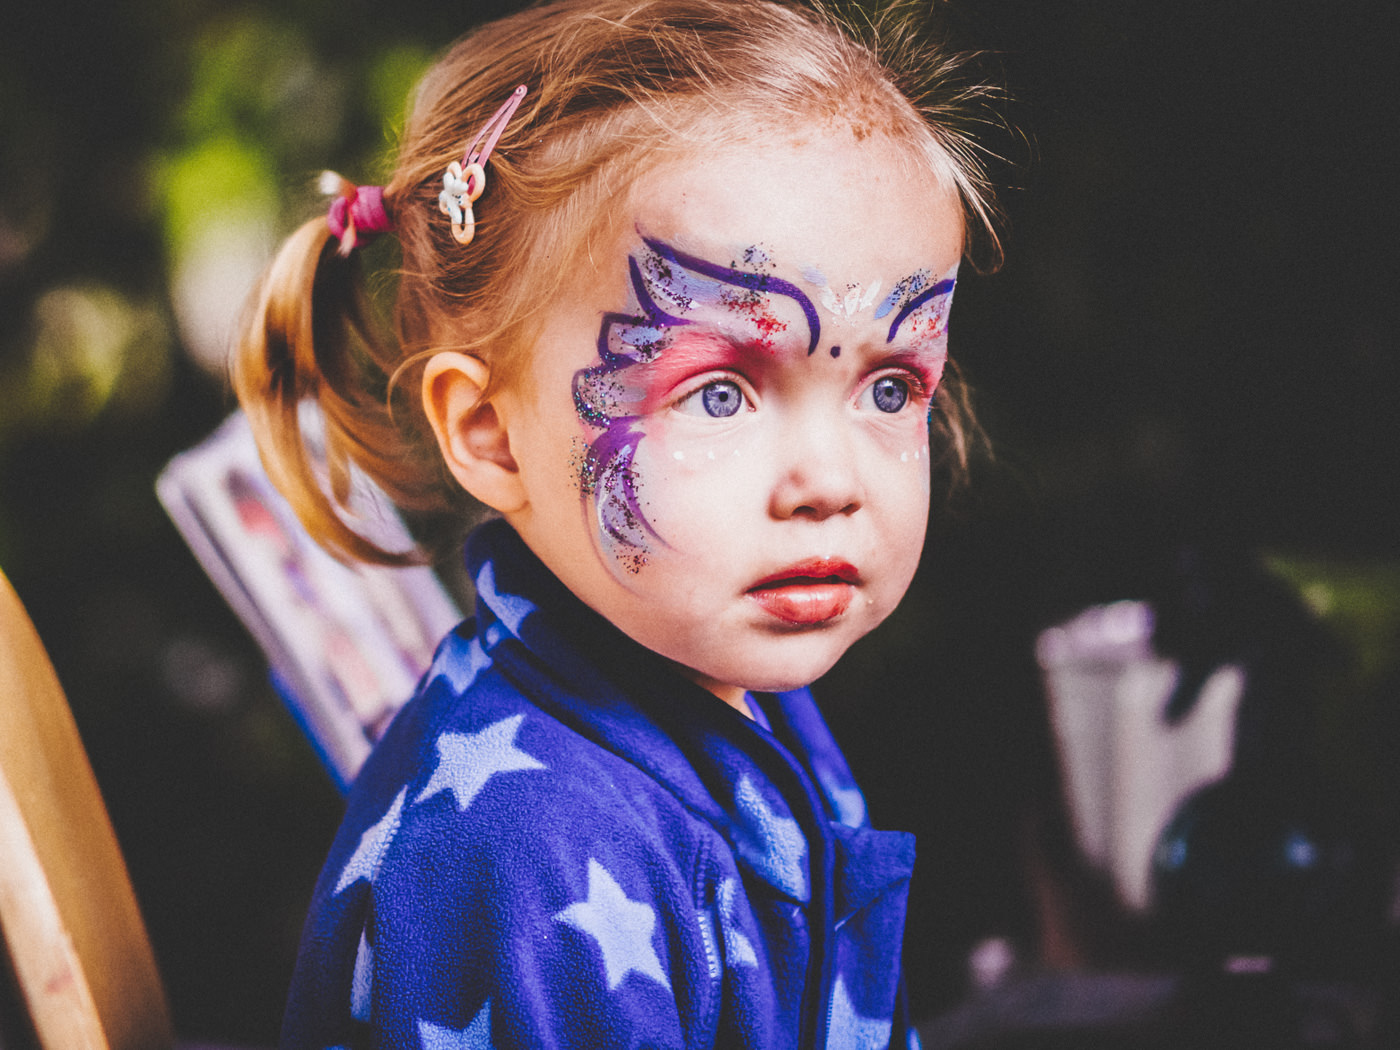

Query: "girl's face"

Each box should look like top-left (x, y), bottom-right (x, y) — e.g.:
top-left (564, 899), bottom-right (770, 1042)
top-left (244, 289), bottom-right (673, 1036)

top-left (500, 125), bottom-right (964, 709)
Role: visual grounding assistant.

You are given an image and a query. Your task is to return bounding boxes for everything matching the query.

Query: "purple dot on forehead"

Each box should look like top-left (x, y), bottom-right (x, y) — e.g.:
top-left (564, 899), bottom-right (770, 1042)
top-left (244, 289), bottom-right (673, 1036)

top-left (829, 345), bottom-right (841, 358)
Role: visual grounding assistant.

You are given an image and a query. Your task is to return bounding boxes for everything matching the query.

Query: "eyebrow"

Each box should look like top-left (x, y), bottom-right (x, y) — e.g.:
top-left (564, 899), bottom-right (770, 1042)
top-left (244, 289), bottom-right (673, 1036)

top-left (886, 277), bottom-right (956, 343)
top-left (642, 236), bottom-right (823, 356)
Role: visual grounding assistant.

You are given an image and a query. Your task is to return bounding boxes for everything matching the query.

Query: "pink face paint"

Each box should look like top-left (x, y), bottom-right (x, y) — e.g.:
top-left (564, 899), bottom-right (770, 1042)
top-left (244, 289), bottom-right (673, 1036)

top-left (571, 245), bottom-right (956, 574)
top-left (629, 333), bottom-right (751, 413)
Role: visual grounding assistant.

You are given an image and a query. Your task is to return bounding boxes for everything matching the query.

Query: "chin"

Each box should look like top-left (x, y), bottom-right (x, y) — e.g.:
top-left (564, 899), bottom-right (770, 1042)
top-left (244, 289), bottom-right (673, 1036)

top-left (649, 609), bottom-right (878, 700)
top-left (715, 643), bottom-right (852, 697)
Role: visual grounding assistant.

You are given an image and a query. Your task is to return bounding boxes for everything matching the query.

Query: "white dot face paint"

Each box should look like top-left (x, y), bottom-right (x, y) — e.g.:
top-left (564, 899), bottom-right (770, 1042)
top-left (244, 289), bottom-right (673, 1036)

top-left (498, 127), bottom-right (964, 708)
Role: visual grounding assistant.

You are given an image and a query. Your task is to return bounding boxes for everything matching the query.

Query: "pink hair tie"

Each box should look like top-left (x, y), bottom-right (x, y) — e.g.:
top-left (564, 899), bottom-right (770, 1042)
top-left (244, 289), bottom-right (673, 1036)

top-left (321, 173), bottom-right (394, 256)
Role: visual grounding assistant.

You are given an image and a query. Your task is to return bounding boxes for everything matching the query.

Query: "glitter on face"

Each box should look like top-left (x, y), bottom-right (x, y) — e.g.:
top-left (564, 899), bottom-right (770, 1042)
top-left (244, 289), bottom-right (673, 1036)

top-left (874, 270), bottom-right (932, 321)
top-left (884, 273), bottom-right (956, 344)
top-left (641, 236), bottom-right (822, 355)
top-left (876, 264), bottom-right (959, 350)
top-left (570, 243), bottom-right (957, 578)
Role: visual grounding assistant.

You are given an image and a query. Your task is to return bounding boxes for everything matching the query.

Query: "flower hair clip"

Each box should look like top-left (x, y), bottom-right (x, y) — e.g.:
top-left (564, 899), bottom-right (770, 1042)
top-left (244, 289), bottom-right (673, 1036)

top-left (438, 84), bottom-right (528, 246)
top-left (438, 162), bottom-right (485, 245)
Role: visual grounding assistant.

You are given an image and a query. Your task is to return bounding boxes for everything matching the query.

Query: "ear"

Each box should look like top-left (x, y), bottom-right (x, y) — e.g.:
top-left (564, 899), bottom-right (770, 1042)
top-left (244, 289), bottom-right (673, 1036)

top-left (421, 352), bottom-right (527, 514)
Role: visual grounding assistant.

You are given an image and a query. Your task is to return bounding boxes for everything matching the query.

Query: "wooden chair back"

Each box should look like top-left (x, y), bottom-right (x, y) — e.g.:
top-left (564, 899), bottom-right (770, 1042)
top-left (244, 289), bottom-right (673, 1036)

top-left (0, 567), bottom-right (173, 1050)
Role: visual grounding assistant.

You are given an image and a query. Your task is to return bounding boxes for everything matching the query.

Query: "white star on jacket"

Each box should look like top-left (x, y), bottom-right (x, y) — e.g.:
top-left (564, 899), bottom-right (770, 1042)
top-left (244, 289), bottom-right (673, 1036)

top-left (435, 635), bottom-right (491, 694)
top-left (350, 930), bottom-right (372, 1021)
top-left (335, 787), bottom-right (407, 894)
top-left (418, 1001), bottom-right (493, 1049)
top-left (826, 976), bottom-right (892, 1050)
top-left (555, 858), bottom-right (671, 991)
top-left (474, 560), bottom-right (535, 633)
top-left (415, 713), bottom-right (546, 810)
top-left (733, 774), bottom-right (809, 899)
top-left (828, 783), bottom-right (867, 828)
top-left (717, 878), bottom-right (758, 968)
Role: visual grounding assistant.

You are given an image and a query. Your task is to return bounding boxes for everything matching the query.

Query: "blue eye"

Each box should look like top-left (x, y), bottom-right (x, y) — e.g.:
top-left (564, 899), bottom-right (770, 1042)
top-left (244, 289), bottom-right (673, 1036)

top-left (870, 376), bottom-right (910, 413)
top-left (677, 379), bottom-right (746, 418)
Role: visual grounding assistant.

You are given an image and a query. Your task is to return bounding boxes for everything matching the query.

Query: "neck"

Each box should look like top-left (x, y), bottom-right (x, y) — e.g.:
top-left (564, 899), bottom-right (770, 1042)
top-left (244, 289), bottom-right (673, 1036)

top-left (678, 666), bottom-right (754, 719)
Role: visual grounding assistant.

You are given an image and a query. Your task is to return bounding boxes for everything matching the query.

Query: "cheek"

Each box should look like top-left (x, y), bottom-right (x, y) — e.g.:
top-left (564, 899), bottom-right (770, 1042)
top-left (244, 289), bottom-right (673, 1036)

top-left (631, 419), bottom-right (765, 531)
top-left (865, 411), bottom-right (933, 467)
top-left (861, 423), bottom-right (934, 523)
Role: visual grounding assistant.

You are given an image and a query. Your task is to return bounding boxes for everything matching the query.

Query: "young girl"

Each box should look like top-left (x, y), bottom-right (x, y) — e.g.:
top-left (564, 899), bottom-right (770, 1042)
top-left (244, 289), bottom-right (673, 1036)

top-left (235, 1), bottom-right (999, 1046)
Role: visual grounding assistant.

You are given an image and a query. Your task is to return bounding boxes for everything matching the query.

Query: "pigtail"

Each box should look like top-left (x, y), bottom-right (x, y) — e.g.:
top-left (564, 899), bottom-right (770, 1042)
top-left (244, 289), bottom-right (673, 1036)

top-left (232, 215), bottom-right (446, 567)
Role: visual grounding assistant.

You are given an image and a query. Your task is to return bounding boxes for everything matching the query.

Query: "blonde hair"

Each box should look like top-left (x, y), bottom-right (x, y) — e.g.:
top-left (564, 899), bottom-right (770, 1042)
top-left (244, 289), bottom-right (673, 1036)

top-left (234, 0), bottom-right (1004, 565)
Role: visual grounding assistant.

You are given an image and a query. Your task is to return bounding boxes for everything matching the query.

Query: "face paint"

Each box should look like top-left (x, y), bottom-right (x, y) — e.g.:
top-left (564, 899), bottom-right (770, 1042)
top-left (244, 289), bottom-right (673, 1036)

top-left (874, 270), bottom-right (933, 320)
top-left (883, 263), bottom-right (958, 344)
top-left (815, 277), bottom-right (885, 320)
top-left (639, 236), bottom-right (822, 354)
top-left (571, 235), bottom-right (824, 570)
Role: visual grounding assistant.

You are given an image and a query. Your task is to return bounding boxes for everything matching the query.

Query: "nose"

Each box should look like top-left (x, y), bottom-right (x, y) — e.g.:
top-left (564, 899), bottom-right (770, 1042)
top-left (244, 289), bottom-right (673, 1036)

top-left (767, 411), bottom-right (863, 521)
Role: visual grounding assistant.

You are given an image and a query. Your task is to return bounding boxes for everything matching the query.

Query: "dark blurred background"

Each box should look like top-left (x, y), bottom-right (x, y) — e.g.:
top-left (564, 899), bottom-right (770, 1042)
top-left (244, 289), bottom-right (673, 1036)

top-left (3, 0), bottom-right (1398, 1044)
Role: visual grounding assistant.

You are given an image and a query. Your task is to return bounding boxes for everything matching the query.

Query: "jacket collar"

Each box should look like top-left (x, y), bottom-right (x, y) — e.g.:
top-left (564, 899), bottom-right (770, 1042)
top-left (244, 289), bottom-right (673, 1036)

top-left (456, 520), bottom-right (912, 913)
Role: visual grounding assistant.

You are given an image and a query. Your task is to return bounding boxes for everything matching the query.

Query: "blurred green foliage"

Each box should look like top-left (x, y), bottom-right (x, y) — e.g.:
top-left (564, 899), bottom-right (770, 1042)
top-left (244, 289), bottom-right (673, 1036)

top-left (1267, 557), bottom-right (1400, 697)
top-left (1, 2), bottom-right (434, 467)
top-left (1265, 554), bottom-right (1400, 805)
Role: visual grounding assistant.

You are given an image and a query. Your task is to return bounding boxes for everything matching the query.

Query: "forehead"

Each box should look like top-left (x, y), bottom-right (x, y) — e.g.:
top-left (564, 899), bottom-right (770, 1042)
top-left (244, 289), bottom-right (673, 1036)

top-left (607, 125), bottom-right (964, 294)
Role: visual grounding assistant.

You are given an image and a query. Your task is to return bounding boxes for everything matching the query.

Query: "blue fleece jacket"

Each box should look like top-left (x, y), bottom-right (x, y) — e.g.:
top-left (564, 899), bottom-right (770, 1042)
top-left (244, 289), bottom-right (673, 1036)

top-left (281, 520), bottom-right (917, 1049)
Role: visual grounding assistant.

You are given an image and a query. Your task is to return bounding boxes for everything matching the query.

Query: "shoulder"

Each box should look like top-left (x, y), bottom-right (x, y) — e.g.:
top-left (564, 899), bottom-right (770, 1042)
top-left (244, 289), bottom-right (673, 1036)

top-left (335, 641), bottom-right (720, 907)
top-left (348, 686), bottom-right (733, 1048)
top-left (390, 697), bottom-right (716, 899)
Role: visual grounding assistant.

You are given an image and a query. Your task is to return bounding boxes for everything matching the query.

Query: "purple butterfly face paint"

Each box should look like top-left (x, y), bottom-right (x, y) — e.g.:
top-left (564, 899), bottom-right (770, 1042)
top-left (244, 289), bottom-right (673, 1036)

top-left (571, 236), bottom-right (958, 572)
top-left (571, 236), bottom-right (825, 571)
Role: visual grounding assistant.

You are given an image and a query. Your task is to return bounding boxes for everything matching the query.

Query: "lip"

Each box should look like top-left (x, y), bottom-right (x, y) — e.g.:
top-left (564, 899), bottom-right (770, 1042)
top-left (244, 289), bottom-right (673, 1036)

top-left (746, 559), bottom-right (860, 625)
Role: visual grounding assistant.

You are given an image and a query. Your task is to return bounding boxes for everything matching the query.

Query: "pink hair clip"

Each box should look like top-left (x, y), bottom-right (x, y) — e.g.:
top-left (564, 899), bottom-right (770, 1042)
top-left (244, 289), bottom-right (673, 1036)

top-left (438, 84), bottom-right (528, 246)
top-left (321, 172), bottom-right (394, 256)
